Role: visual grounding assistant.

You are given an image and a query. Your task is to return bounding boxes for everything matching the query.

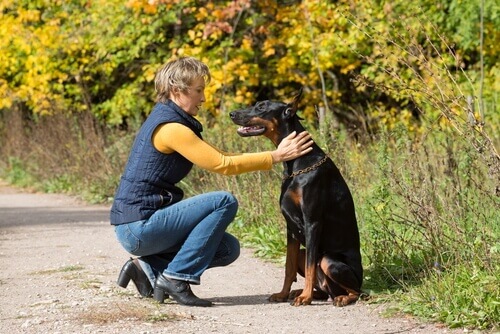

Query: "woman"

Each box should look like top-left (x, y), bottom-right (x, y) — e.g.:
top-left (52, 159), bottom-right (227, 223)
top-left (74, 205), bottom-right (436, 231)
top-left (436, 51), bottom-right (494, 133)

top-left (111, 56), bottom-right (313, 307)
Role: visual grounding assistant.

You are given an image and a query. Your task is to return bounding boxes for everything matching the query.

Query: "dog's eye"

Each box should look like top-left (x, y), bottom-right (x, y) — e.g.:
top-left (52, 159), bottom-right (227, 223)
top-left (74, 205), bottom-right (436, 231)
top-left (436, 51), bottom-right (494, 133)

top-left (284, 108), bottom-right (292, 117)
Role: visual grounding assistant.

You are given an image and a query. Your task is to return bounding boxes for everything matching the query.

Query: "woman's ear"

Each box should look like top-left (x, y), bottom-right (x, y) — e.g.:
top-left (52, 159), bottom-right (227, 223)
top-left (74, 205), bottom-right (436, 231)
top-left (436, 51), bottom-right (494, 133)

top-left (171, 86), bottom-right (180, 96)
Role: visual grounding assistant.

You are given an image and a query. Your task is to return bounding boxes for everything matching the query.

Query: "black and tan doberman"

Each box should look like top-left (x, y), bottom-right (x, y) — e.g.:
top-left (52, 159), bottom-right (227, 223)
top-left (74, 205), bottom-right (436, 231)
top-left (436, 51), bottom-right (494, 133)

top-left (230, 90), bottom-right (363, 306)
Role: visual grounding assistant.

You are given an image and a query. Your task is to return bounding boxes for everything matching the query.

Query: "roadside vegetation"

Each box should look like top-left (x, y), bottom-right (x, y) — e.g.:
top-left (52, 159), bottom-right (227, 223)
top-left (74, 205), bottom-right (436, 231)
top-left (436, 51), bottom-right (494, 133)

top-left (0, 0), bottom-right (498, 330)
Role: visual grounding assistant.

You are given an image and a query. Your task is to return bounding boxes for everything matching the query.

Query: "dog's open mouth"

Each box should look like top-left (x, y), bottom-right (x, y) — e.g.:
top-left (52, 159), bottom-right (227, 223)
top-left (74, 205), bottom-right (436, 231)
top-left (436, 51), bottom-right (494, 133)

top-left (236, 125), bottom-right (266, 137)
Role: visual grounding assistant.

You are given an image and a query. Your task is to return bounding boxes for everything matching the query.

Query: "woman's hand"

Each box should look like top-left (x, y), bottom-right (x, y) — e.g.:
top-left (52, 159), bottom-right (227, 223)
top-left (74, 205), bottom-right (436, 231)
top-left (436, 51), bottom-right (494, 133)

top-left (271, 131), bottom-right (314, 163)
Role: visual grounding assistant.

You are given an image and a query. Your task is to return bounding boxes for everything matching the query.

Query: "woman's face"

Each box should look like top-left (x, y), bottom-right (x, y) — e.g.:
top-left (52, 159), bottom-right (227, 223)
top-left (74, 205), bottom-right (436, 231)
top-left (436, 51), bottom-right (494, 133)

top-left (171, 77), bottom-right (206, 116)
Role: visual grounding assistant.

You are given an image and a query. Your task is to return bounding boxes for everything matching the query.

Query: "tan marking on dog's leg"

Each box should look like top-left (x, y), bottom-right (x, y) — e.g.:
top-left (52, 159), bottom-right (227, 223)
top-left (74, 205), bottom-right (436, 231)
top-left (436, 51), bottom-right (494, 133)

top-left (320, 257), bottom-right (360, 307)
top-left (269, 238), bottom-right (300, 303)
top-left (292, 261), bottom-right (315, 306)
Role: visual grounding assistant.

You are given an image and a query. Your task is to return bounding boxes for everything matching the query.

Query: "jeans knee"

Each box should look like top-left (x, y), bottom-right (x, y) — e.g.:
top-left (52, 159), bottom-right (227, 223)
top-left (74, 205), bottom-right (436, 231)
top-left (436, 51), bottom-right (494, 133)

top-left (217, 191), bottom-right (238, 215)
top-left (211, 233), bottom-right (240, 268)
top-left (114, 223), bottom-right (141, 254)
top-left (220, 190), bottom-right (238, 205)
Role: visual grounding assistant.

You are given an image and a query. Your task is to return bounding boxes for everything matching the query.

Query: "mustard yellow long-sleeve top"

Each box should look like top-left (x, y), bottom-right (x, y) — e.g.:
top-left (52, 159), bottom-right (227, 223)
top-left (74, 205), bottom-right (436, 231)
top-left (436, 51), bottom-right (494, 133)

top-left (153, 123), bottom-right (273, 175)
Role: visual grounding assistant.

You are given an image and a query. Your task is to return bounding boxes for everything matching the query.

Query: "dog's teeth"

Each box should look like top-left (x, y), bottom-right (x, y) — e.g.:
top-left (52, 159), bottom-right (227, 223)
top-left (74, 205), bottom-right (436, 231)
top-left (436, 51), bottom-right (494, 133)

top-left (236, 125), bottom-right (264, 135)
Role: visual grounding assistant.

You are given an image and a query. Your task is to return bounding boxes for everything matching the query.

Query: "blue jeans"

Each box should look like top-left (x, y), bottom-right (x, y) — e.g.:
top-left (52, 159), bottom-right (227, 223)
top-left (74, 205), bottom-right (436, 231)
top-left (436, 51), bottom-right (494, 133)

top-left (114, 191), bottom-right (240, 285)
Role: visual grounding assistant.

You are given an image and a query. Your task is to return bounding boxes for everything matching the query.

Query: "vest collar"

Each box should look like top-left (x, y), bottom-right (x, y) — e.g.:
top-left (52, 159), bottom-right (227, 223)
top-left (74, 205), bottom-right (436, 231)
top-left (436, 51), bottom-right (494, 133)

top-left (166, 100), bottom-right (203, 133)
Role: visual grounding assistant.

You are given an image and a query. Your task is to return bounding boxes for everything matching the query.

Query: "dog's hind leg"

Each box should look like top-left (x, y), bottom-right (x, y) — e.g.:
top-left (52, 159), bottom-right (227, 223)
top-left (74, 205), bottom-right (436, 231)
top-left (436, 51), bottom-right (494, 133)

top-left (319, 255), bottom-right (362, 307)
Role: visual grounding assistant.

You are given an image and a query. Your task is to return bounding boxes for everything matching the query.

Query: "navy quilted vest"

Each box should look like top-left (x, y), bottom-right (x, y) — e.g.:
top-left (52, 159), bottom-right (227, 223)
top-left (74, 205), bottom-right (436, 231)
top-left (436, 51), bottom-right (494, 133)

top-left (110, 100), bottom-right (203, 225)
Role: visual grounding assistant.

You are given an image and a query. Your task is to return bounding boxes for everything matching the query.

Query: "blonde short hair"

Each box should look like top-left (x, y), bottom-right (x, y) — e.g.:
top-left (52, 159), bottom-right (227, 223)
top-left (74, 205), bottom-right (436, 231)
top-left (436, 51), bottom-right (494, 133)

top-left (154, 57), bottom-right (211, 103)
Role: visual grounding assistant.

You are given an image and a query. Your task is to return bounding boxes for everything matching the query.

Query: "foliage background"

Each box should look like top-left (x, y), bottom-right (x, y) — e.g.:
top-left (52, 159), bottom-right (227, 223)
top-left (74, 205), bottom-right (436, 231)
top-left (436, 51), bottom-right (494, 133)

top-left (0, 0), bottom-right (498, 330)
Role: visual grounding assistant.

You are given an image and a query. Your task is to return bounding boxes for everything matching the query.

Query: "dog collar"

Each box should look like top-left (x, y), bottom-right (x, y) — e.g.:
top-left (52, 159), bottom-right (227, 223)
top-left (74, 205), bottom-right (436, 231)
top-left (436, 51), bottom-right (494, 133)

top-left (282, 155), bottom-right (329, 181)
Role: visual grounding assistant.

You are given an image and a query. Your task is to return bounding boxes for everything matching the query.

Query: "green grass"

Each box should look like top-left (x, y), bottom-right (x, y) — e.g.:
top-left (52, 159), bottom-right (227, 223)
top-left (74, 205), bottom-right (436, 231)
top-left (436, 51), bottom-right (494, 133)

top-left (230, 216), bottom-right (287, 263)
top-left (33, 265), bottom-right (85, 275)
top-left (398, 264), bottom-right (499, 329)
top-left (2, 157), bottom-right (39, 189)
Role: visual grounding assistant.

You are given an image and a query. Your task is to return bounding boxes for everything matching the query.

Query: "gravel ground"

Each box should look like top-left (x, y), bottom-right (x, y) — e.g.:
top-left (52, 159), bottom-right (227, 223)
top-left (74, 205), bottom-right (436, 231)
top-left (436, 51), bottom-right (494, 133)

top-left (0, 181), bottom-right (478, 333)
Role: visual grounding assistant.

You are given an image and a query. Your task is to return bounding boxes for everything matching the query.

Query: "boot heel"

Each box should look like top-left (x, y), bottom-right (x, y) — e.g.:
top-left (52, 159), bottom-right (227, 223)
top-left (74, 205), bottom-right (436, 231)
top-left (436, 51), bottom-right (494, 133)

top-left (154, 287), bottom-right (166, 303)
top-left (117, 271), bottom-right (131, 288)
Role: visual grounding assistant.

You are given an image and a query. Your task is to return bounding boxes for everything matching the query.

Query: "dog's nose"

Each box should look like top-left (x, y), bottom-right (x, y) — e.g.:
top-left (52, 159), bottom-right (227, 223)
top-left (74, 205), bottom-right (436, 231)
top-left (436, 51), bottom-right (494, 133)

top-left (229, 112), bottom-right (236, 119)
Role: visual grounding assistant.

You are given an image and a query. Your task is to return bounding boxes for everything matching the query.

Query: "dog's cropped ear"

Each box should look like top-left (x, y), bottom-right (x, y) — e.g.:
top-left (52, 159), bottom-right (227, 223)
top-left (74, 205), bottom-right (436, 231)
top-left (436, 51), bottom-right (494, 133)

top-left (284, 88), bottom-right (303, 119)
top-left (283, 106), bottom-right (294, 119)
top-left (291, 88), bottom-right (303, 111)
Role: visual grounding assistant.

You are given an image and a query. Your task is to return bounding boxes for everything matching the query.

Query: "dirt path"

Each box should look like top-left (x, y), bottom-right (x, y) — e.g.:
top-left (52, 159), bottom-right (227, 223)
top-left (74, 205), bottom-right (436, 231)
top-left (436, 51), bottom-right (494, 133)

top-left (0, 182), bottom-right (466, 334)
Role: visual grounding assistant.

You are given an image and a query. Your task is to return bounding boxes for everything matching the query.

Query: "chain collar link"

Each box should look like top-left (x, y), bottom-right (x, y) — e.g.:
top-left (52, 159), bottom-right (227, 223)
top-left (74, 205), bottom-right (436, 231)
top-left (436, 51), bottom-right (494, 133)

top-left (282, 155), bottom-right (329, 181)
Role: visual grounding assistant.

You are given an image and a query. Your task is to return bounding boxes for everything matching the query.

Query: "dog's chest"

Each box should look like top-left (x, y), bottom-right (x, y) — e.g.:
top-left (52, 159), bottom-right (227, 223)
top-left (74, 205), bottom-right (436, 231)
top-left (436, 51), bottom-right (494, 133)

top-left (280, 185), bottom-right (307, 244)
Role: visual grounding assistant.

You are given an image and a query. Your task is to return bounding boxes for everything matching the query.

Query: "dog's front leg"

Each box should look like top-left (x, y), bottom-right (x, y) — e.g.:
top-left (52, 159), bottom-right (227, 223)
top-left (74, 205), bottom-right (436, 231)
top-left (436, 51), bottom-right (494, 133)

top-left (269, 234), bottom-right (300, 302)
top-left (291, 222), bottom-right (319, 306)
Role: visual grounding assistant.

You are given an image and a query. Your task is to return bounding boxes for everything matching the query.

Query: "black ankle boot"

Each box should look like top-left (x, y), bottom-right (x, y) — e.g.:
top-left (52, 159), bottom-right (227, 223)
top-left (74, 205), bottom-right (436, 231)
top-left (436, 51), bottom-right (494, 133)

top-left (117, 258), bottom-right (153, 297)
top-left (153, 275), bottom-right (212, 307)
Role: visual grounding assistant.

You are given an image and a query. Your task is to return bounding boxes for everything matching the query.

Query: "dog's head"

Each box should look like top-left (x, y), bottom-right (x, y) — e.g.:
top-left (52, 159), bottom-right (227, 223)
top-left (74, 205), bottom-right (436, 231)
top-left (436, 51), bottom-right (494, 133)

top-left (229, 89), bottom-right (303, 146)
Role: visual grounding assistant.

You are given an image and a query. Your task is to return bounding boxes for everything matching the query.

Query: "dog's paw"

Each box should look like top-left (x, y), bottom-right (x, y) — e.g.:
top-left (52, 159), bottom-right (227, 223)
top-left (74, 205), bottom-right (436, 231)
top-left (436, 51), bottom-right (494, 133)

top-left (333, 293), bottom-right (359, 307)
top-left (288, 289), bottom-right (303, 300)
top-left (268, 292), bottom-right (289, 303)
top-left (291, 295), bottom-right (312, 306)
